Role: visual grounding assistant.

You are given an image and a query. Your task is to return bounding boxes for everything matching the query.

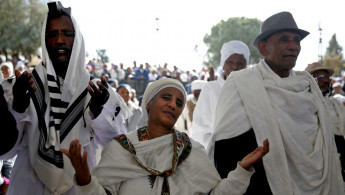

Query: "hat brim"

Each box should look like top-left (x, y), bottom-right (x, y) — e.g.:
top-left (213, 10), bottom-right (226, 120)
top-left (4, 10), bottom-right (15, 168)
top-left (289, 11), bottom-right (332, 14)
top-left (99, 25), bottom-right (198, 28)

top-left (308, 67), bottom-right (334, 76)
top-left (253, 28), bottom-right (310, 48)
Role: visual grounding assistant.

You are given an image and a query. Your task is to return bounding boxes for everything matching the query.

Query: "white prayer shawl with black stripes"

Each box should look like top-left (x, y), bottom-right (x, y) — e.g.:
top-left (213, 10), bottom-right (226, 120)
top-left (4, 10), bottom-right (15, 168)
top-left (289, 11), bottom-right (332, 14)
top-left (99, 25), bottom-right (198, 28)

top-left (30, 13), bottom-right (91, 194)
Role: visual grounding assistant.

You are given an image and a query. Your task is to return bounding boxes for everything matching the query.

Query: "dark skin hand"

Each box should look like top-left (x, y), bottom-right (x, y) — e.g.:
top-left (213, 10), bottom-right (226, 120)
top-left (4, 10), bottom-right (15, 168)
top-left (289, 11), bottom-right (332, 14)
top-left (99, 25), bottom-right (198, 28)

top-left (208, 66), bottom-right (215, 81)
top-left (61, 139), bottom-right (91, 185)
top-left (62, 139), bottom-right (269, 186)
top-left (12, 70), bottom-right (37, 113)
top-left (88, 76), bottom-right (110, 118)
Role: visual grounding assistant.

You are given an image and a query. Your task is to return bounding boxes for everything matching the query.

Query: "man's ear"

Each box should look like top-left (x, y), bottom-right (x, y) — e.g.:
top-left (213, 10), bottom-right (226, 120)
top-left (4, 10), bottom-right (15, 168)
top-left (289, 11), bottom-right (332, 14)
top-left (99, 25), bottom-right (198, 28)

top-left (258, 41), bottom-right (267, 57)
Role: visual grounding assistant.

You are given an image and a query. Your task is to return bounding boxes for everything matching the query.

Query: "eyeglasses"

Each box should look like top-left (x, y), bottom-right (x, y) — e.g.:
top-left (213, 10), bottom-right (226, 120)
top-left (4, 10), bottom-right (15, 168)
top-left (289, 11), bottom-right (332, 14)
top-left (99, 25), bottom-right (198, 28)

top-left (314, 74), bottom-right (331, 82)
top-left (45, 31), bottom-right (75, 39)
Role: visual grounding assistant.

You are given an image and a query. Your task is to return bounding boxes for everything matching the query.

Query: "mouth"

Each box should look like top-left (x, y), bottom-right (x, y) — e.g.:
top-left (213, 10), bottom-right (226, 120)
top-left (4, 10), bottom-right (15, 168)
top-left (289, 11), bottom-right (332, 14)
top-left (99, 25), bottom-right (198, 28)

top-left (283, 54), bottom-right (297, 59)
top-left (163, 111), bottom-right (175, 119)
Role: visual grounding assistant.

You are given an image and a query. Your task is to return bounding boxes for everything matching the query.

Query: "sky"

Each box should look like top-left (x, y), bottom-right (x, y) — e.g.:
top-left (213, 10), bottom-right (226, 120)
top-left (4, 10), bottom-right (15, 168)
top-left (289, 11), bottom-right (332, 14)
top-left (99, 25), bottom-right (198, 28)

top-left (51, 0), bottom-right (344, 71)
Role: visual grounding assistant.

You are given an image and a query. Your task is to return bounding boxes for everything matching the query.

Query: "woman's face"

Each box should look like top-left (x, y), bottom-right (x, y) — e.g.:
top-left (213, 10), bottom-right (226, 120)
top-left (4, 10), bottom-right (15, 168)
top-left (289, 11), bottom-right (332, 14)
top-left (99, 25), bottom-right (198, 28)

top-left (118, 87), bottom-right (130, 104)
top-left (146, 87), bottom-right (184, 129)
top-left (1, 66), bottom-right (10, 78)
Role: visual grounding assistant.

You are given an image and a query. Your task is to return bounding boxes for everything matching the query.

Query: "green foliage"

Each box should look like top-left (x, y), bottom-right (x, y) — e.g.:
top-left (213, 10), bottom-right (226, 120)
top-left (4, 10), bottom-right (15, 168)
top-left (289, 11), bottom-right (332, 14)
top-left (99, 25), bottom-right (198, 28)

top-left (323, 34), bottom-right (344, 76)
top-left (96, 49), bottom-right (109, 64)
top-left (203, 17), bottom-right (262, 67)
top-left (0, 0), bottom-right (46, 59)
top-left (326, 34), bottom-right (343, 59)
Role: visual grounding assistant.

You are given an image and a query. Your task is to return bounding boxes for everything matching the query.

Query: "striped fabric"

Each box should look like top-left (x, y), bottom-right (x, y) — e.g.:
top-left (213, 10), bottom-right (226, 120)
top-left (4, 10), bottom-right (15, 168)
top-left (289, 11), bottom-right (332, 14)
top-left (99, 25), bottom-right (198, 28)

top-left (47, 74), bottom-right (68, 145)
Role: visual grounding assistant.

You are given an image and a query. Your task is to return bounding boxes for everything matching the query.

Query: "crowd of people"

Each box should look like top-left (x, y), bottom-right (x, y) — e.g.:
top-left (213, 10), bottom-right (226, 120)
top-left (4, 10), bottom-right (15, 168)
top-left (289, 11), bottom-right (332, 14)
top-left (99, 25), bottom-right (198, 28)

top-left (0, 1), bottom-right (345, 195)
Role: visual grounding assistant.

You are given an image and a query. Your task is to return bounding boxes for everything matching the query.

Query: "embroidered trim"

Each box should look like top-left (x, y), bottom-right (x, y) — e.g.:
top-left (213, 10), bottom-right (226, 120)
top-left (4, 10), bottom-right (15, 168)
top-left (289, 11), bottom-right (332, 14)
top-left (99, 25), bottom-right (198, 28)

top-left (115, 127), bottom-right (192, 194)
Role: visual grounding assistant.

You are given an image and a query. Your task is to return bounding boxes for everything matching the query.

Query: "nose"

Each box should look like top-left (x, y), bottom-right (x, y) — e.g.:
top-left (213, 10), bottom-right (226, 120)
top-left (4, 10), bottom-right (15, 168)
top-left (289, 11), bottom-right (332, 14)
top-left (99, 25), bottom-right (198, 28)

top-left (167, 99), bottom-right (176, 110)
top-left (287, 40), bottom-right (300, 51)
top-left (56, 32), bottom-right (65, 43)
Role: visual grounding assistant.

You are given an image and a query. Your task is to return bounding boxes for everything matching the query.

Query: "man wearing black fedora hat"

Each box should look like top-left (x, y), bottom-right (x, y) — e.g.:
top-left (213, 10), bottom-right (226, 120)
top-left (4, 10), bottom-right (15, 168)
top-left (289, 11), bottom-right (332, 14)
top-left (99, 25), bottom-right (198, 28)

top-left (208, 11), bottom-right (344, 194)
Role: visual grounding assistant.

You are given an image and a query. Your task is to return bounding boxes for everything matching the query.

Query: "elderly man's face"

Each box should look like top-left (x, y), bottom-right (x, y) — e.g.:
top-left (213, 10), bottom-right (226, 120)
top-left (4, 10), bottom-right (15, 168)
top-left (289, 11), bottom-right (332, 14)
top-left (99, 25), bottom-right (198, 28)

top-left (312, 70), bottom-right (331, 96)
top-left (46, 15), bottom-right (75, 77)
top-left (258, 31), bottom-right (301, 77)
top-left (223, 53), bottom-right (246, 78)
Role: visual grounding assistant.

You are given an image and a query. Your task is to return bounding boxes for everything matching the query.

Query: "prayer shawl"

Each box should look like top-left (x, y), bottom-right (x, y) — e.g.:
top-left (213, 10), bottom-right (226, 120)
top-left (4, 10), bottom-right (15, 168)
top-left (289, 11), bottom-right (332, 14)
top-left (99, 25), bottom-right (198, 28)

top-left (209, 59), bottom-right (344, 195)
top-left (78, 129), bottom-right (254, 195)
top-left (4, 13), bottom-right (129, 194)
top-left (190, 72), bottom-right (225, 149)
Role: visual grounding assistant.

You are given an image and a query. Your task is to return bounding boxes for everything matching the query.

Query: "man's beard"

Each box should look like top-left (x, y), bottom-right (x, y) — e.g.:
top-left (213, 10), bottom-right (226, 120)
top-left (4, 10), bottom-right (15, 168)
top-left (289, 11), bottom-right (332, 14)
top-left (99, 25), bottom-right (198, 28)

top-left (48, 47), bottom-right (72, 75)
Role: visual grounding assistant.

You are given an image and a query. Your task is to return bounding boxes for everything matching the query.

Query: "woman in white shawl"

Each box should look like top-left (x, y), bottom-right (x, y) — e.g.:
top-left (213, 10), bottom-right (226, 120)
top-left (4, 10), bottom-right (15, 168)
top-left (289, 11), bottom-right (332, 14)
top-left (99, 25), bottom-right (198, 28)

top-left (62, 78), bottom-right (269, 195)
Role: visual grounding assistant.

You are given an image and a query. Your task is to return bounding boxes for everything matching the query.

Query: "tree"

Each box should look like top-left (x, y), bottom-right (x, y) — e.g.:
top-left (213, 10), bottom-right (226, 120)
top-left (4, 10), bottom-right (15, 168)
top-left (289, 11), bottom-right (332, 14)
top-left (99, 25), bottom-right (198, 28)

top-left (323, 34), bottom-right (344, 76)
top-left (0, 0), bottom-right (46, 60)
top-left (96, 49), bottom-right (109, 64)
top-left (326, 34), bottom-right (343, 60)
top-left (203, 17), bottom-right (262, 67)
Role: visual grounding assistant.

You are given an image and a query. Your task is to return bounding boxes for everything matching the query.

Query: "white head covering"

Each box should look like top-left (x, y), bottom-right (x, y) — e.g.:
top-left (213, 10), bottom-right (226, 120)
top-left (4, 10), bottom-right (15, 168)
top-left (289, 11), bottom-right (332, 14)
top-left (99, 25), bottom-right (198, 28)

top-left (219, 40), bottom-right (250, 68)
top-left (137, 78), bottom-right (187, 128)
top-left (191, 80), bottom-right (207, 91)
top-left (0, 61), bottom-right (14, 79)
top-left (332, 82), bottom-right (342, 88)
top-left (333, 94), bottom-right (345, 104)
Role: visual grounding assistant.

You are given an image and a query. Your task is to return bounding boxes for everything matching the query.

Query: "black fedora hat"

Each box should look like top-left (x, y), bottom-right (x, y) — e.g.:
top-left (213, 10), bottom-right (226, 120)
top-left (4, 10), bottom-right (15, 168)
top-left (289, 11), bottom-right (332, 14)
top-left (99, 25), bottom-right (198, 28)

top-left (253, 11), bottom-right (309, 48)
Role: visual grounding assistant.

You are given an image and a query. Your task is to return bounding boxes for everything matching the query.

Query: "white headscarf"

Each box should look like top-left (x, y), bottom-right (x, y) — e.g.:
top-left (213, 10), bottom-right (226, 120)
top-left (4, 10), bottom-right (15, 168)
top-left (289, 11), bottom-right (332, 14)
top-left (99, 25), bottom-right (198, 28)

top-left (0, 62), bottom-right (14, 80)
top-left (191, 80), bottom-right (207, 91)
top-left (137, 78), bottom-right (187, 128)
top-left (219, 40), bottom-right (250, 67)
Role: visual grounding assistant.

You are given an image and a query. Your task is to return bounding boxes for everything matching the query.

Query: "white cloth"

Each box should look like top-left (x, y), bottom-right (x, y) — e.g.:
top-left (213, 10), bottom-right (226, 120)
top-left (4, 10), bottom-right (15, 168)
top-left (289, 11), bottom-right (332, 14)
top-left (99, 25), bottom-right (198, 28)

top-left (0, 62), bottom-right (14, 81)
top-left (190, 72), bottom-right (225, 149)
top-left (325, 97), bottom-right (345, 137)
top-left (77, 131), bottom-right (254, 195)
top-left (0, 13), bottom-right (129, 195)
top-left (219, 40), bottom-right (250, 67)
top-left (208, 59), bottom-right (344, 195)
top-left (191, 80), bottom-right (207, 91)
top-left (125, 101), bottom-right (142, 133)
top-left (137, 78), bottom-right (187, 128)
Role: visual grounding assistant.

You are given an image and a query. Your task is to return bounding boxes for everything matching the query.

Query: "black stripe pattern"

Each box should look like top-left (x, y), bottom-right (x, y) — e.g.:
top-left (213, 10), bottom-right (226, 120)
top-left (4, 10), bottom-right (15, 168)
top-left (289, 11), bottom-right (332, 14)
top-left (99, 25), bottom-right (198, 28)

top-left (31, 70), bottom-right (88, 168)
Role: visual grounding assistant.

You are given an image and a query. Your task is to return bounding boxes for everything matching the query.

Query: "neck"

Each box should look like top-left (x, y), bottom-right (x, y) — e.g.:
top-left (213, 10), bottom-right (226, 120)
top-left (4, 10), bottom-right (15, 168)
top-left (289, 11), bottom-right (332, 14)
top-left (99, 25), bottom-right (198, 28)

top-left (146, 123), bottom-right (173, 139)
top-left (266, 63), bottom-right (291, 78)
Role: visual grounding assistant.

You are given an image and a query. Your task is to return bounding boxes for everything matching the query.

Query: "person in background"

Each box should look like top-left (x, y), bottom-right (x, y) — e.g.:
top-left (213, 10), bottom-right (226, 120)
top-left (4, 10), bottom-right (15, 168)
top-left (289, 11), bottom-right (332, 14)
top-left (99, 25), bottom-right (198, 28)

top-left (190, 40), bottom-right (250, 149)
top-left (0, 62), bottom-right (14, 81)
top-left (305, 62), bottom-right (345, 181)
top-left (186, 80), bottom-right (207, 123)
top-left (117, 84), bottom-right (142, 133)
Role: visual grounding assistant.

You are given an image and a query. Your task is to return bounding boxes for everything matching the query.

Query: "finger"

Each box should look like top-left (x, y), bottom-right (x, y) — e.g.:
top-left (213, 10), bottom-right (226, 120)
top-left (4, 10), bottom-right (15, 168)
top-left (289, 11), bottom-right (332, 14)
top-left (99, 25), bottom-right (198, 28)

top-left (82, 150), bottom-right (88, 167)
top-left (60, 149), bottom-right (71, 159)
top-left (101, 76), bottom-right (108, 88)
top-left (87, 86), bottom-right (95, 96)
top-left (97, 80), bottom-right (107, 91)
top-left (89, 81), bottom-right (100, 95)
top-left (263, 139), bottom-right (269, 155)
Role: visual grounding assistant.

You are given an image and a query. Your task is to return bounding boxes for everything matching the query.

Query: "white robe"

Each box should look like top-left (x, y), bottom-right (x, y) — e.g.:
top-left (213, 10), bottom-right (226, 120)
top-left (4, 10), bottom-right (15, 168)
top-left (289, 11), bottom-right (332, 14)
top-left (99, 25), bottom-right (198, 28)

top-left (0, 12), bottom-right (129, 195)
top-left (190, 72), bottom-right (225, 149)
top-left (76, 130), bottom-right (254, 195)
top-left (208, 59), bottom-right (344, 194)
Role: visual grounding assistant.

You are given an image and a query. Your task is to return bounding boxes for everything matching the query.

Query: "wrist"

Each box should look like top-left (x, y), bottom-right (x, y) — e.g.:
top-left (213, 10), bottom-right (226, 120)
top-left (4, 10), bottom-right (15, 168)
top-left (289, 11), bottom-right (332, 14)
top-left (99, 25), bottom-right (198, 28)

top-left (76, 174), bottom-right (91, 186)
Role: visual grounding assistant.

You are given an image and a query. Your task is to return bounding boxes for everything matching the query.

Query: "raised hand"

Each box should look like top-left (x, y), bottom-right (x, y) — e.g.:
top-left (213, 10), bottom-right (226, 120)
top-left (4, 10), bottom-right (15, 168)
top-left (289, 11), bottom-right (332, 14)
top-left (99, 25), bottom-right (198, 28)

top-left (240, 139), bottom-right (269, 170)
top-left (88, 76), bottom-right (109, 118)
top-left (12, 70), bottom-right (37, 113)
top-left (61, 139), bottom-right (91, 186)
